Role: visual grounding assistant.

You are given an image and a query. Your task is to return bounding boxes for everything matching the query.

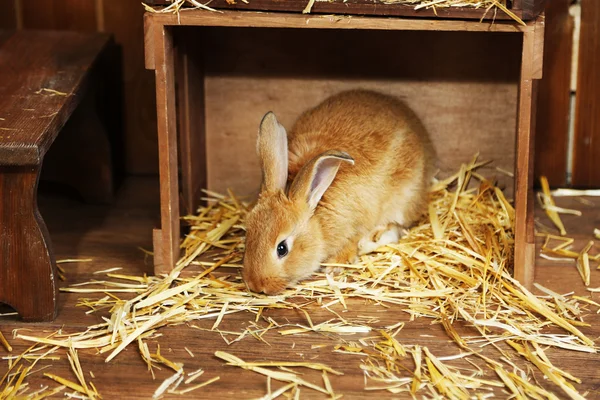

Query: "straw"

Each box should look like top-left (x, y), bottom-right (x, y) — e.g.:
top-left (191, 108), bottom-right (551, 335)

top-left (6, 155), bottom-right (598, 399)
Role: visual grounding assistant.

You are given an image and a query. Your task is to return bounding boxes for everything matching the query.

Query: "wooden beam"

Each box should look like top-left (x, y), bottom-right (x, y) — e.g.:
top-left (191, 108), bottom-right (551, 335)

top-left (571, 0), bottom-right (600, 188)
top-left (534, 0), bottom-right (573, 187)
top-left (153, 25), bottom-right (181, 273)
top-left (145, 0), bottom-right (543, 21)
top-left (148, 9), bottom-right (535, 33)
top-left (513, 27), bottom-right (543, 289)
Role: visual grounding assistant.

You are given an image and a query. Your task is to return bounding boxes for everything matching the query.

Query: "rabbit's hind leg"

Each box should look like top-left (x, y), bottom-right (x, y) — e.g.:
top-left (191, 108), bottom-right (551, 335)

top-left (358, 223), bottom-right (401, 256)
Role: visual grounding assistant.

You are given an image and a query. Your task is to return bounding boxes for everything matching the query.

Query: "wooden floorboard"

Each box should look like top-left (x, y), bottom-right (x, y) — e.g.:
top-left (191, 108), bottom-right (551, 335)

top-left (1, 177), bottom-right (599, 399)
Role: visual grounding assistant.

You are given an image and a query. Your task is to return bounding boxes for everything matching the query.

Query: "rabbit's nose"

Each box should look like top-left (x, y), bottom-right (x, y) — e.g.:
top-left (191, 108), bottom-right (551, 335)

top-left (244, 275), bottom-right (285, 295)
top-left (241, 270), bottom-right (259, 293)
top-left (245, 279), bottom-right (269, 295)
top-left (245, 279), bottom-right (263, 294)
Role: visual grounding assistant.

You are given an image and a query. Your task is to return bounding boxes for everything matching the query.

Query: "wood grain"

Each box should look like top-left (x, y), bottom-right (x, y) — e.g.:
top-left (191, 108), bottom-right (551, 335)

top-left (102, 0), bottom-right (159, 175)
top-left (201, 27), bottom-right (521, 197)
top-left (146, 0), bottom-right (545, 21)
top-left (153, 25), bottom-right (181, 274)
top-left (513, 29), bottom-right (542, 289)
top-left (534, 0), bottom-right (573, 188)
top-left (0, 166), bottom-right (57, 321)
top-left (20, 0), bottom-right (98, 32)
top-left (0, 31), bottom-right (110, 165)
top-left (0, 177), bottom-right (598, 398)
top-left (144, 13), bottom-right (156, 70)
top-left (148, 9), bottom-right (536, 32)
top-left (571, 0), bottom-right (600, 188)
top-left (0, 30), bottom-right (114, 321)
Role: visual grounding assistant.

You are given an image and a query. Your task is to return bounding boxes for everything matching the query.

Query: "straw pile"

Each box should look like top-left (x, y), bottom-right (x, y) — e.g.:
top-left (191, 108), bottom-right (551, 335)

top-left (1, 155), bottom-right (598, 399)
top-left (143, 0), bottom-right (526, 26)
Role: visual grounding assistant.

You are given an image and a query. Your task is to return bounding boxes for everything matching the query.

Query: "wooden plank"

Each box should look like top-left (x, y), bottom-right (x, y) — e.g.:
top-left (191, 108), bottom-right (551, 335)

top-left (175, 29), bottom-right (207, 216)
top-left (571, 0), bottom-right (600, 188)
top-left (531, 16), bottom-right (545, 79)
top-left (513, 29), bottom-right (542, 289)
top-left (103, 0), bottom-right (159, 175)
top-left (148, 9), bottom-right (535, 33)
top-left (20, 0), bottom-right (98, 32)
top-left (0, 0), bottom-right (17, 29)
top-left (0, 165), bottom-right (57, 321)
top-left (153, 25), bottom-right (181, 273)
top-left (534, 0), bottom-right (573, 187)
top-left (145, 0), bottom-right (544, 21)
top-left (0, 30), bottom-right (111, 165)
top-left (144, 13), bottom-right (156, 70)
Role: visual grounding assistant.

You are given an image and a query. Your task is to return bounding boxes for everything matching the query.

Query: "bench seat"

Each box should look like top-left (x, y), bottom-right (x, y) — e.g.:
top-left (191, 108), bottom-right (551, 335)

top-left (0, 30), bottom-right (118, 321)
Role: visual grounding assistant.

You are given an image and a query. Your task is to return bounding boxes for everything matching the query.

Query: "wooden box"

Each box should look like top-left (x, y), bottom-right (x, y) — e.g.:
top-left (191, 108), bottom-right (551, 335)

top-left (145, 0), bottom-right (546, 22)
top-left (144, 9), bottom-right (544, 288)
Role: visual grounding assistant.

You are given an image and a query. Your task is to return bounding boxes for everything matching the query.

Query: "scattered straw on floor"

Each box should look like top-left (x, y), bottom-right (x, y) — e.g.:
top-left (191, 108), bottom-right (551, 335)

top-left (536, 176), bottom-right (600, 287)
top-left (143, 0), bottom-right (526, 26)
top-left (2, 156), bottom-right (599, 399)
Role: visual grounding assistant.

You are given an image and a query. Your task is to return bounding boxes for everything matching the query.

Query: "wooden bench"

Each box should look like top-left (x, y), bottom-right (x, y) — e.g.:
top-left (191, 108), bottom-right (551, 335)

top-left (0, 30), bottom-right (120, 321)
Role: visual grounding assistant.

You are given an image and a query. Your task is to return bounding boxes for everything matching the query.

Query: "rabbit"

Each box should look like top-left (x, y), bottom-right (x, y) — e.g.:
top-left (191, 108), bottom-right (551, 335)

top-left (241, 89), bottom-right (437, 295)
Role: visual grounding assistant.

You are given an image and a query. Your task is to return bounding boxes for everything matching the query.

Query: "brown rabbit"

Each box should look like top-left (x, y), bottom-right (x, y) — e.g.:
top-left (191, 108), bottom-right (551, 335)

top-left (242, 89), bottom-right (436, 295)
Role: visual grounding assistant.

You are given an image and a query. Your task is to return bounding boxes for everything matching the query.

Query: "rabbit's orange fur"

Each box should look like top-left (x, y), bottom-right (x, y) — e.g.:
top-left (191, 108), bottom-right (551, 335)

top-left (242, 89), bottom-right (436, 295)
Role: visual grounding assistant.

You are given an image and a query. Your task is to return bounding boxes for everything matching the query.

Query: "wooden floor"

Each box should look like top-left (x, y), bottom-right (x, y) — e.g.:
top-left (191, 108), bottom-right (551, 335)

top-left (1, 177), bottom-right (600, 399)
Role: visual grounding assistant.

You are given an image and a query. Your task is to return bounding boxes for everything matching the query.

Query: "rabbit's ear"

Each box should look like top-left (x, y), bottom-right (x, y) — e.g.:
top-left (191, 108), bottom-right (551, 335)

top-left (289, 150), bottom-right (354, 210)
top-left (257, 112), bottom-right (289, 192)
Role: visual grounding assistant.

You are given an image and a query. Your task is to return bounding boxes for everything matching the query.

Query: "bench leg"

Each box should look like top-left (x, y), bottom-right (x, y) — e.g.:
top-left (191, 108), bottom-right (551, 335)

top-left (0, 165), bottom-right (57, 322)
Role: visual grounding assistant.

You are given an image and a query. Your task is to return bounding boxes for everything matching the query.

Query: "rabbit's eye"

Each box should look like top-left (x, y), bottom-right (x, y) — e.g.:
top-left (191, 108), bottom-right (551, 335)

top-left (276, 240), bottom-right (288, 258)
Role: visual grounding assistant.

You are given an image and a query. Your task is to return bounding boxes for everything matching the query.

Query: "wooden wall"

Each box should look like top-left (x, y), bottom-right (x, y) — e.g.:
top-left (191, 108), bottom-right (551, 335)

top-left (200, 28), bottom-right (521, 197)
top-left (0, 0), bottom-right (159, 175)
top-left (533, 0), bottom-right (573, 187)
top-left (534, 0), bottom-right (600, 188)
top-left (571, 0), bottom-right (600, 188)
